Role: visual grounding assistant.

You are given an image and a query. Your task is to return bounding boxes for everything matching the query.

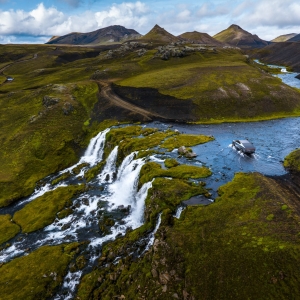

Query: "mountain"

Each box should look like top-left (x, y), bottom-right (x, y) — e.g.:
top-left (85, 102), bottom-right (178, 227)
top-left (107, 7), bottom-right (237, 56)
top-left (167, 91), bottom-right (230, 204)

top-left (46, 25), bottom-right (141, 45)
top-left (255, 42), bottom-right (300, 72)
top-left (140, 24), bottom-right (180, 43)
top-left (178, 31), bottom-right (223, 46)
top-left (271, 33), bottom-right (298, 42)
top-left (288, 34), bottom-right (300, 42)
top-left (213, 24), bottom-right (269, 48)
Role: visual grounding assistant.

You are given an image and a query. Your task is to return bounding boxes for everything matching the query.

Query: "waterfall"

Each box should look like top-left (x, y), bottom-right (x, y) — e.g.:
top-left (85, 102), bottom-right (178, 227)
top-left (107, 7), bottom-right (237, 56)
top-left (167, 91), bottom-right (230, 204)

top-left (128, 180), bottom-right (153, 229)
top-left (99, 146), bottom-right (118, 183)
top-left (79, 128), bottom-right (110, 166)
top-left (108, 157), bottom-right (145, 209)
top-left (116, 151), bottom-right (137, 180)
top-left (174, 206), bottom-right (185, 219)
top-left (143, 213), bottom-right (162, 253)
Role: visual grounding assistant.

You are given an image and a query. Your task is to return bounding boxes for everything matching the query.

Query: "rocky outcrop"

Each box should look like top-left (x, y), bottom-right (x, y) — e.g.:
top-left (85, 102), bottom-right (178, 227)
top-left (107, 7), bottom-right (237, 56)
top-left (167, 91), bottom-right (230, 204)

top-left (62, 102), bottom-right (74, 115)
top-left (100, 42), bottom-right (149, 59)
top-left (178, 146), bottom-right (197, 158)
top-left (154, 44), bottom-right (215, 60)
top-left (42, 95), bottom-right (60, 108)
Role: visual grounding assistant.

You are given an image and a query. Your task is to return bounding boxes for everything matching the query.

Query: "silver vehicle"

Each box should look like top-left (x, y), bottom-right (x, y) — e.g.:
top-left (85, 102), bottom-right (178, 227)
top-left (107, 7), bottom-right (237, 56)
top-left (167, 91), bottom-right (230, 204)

top-left (232, 139), bottom-right (255, 155)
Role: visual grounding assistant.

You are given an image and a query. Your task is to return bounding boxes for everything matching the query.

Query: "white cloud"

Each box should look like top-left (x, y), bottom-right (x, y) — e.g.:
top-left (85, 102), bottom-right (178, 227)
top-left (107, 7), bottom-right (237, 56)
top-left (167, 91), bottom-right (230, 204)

top-left (0, 2), bottom-right (152, 38)
top-left (0, 0), bottom-right (300, 43)
top-left (235, 0), bottom-right (300, 28)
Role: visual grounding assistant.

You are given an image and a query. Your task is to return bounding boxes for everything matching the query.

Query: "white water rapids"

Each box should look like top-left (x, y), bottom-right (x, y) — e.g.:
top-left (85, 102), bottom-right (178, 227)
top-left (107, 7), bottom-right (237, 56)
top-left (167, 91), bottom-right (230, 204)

top-left (0, 128), bottom-right (162, 300)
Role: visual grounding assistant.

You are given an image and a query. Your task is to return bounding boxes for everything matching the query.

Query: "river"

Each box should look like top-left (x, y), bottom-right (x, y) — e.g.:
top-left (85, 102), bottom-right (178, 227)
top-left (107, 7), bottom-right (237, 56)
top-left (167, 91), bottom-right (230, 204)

top-left (1, 60), bottom-right (300, 299)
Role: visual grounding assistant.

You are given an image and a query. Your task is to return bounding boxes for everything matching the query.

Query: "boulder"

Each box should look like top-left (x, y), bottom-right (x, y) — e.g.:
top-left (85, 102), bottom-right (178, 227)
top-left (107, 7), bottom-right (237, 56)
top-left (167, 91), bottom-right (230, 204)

top-left (43, 95), bottom-right (59, 108)
top-left (178, 146), bottom-right (197, 158)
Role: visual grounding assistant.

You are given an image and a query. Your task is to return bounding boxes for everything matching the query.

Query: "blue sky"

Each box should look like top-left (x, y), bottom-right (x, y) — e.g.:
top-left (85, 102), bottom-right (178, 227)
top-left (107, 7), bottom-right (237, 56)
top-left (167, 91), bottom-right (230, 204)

top-left (1, 0), bottom-right (300, 43)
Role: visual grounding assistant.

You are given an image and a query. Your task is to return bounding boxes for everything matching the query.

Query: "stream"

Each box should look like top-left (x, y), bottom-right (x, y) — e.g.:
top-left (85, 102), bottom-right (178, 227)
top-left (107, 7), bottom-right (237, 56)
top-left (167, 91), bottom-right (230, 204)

top-left (1, 60), bottom-right (300, 299)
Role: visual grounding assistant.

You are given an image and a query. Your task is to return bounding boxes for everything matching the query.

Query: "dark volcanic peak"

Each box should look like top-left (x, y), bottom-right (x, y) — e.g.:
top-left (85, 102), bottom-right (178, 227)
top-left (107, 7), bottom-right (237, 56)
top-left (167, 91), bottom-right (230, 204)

top-left (178, 31), bottom-right (223, 46)
top-left (46, 25), bottom-right (141, 45)
top-left (288, 33), bottom-right (300, 42)
top-left (213, 24), bottom-right (269, 49)
top-left (140, 24), bottom-right (180, 43)
top-left (271, 33), bottom-right (298, 42)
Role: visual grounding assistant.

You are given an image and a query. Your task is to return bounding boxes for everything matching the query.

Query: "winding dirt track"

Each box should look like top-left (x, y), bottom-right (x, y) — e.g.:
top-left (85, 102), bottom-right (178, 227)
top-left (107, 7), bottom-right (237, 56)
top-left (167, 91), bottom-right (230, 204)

top-left (96, 80), bottom-right (164, 121)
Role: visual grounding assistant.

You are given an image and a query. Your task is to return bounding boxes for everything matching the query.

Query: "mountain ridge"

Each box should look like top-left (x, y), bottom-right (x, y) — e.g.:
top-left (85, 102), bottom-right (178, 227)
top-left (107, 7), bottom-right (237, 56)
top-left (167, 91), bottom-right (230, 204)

top-left (213, 24), bottom-right (269, 48)
top-left (46, 25), bottom-right (141, 45)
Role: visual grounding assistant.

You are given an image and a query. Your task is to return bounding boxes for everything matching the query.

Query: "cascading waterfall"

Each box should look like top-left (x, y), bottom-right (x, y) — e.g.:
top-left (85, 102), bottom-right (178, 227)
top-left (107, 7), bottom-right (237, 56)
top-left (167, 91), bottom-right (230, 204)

top-left (107, 157), bottom-right (145, 211)
top-left (0, 128), bottom-right (161, 300)
top-left (143, 213), bottom-right (162, 254)
top-left (80, 128), bottom-right (110, 166)
top-left (116, 151), bottom-right (137, 180)
top-left (99, 146), bottom-right (118, 183)
top-left (129, 180), bottom-right (153, 228)
top-left (174, 206), bottom-right (185, 219)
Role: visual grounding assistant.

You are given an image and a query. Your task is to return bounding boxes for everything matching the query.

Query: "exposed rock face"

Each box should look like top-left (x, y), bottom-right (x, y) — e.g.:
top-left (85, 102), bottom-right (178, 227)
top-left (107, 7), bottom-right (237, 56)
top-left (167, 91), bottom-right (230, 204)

top-left (100, 42), bottom-right (149, 60)
top-left (154, 44), bottom-right (215, 60)
top-left (214, 24), bottom-right (269, 49)
top-left (62, 102), bottom-right (74, 115)
top-left (46, 25), bottom-right (141, 45)
top-left (43, 96), bottom-right (60, 108)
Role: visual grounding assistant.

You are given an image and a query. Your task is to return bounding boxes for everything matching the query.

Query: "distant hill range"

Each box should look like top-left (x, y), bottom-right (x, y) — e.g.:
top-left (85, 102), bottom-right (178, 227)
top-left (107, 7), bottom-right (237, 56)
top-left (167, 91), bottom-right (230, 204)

top-left (46, 25), bottom-right (141, 45)
top-left (271, 33), bottom-right (298, 42)
top-left (255, 42), bottom-right (300, 72)
top-left (287, 34), bottom-right (300, 42)
top-left (140, 24), bottom-right (180, 43)
top-left (213, 24), bottom-right (269, 48)
top-left (178, 31), bottom-right (223, 46)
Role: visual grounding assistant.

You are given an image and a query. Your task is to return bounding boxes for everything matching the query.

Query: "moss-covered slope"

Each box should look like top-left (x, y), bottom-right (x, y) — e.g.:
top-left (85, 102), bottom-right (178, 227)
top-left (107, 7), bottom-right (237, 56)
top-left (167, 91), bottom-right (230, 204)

top-left (0, 243), bottom-right (81, 300)
top-left (77, 172), bottom-right (300, 299)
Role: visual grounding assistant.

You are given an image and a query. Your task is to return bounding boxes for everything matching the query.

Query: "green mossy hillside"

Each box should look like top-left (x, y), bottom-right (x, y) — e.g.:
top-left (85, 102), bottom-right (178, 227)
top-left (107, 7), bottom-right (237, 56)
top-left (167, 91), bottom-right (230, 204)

top-left (0, 81), bottom-right (99, 207)
top-left (0, 243), bottom-right (81, 300)
top-left (13, 185), bottom-right (85, 233)
top-left (0, 214), bottom-right (20, 245)
top-left (284, 149), bottom-right (300, 172)
top-left (77, 172), bottom-right (300, 299)
top-left (117, 49), bottom-right (300, 122)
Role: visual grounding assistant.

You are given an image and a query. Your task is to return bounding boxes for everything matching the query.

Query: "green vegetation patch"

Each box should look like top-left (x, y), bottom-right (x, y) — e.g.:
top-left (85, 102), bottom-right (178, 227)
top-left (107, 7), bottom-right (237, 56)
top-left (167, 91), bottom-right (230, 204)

top-left (164, 158), bottom-right (179, 168)
top-left (161, 134), bottom-right (214, 150)
top-left (145, 177), bottom-right (207, 224)
top-left (13, 185), bottom-right (85, 233)
top-left (105, 126), bottom-right (175, 164)
top-left (0, 243), bottom-right (80, 300)
top-left (139, 162), bottom-right (211, 186)
top-left (0, 214), bottom-right (20, 245)
top-left (78, 172), bottom-right (300, 299)
top-left (284, 149), bottom-right (300, 172)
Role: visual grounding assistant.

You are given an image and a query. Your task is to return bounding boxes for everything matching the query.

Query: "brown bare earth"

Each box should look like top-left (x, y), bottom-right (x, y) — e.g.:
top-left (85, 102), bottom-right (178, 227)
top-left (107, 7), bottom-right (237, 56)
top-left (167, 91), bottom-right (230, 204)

top-left (91, 80), bottom-right (199, 123)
